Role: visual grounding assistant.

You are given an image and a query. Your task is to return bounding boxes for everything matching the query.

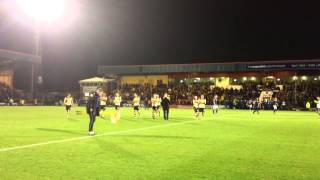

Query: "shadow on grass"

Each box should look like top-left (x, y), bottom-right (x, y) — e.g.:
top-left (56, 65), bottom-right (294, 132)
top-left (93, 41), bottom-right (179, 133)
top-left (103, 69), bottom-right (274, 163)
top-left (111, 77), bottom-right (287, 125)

top-left (93, 138), bottom-right (142, 159)
top-left (37, 128), bottom-right (83, 135)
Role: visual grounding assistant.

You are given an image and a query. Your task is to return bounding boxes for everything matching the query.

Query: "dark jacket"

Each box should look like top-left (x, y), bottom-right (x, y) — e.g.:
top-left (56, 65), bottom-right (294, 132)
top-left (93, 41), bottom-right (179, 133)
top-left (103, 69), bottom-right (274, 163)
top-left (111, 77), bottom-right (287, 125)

top-left (161, 97), bottom-right (170, 109)
top-left (86, 96), bottom-right (97, 114)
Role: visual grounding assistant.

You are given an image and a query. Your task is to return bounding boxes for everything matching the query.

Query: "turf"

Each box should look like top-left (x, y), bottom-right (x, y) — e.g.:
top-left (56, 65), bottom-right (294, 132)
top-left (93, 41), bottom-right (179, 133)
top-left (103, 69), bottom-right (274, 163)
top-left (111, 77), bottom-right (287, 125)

top-left (0, 106), bottom-right (320, 180)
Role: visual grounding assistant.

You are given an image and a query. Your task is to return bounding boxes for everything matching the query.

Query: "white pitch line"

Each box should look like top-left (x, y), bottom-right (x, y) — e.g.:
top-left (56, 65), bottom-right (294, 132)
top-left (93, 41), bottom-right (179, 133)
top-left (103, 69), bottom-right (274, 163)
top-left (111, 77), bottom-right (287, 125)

top-left (0, 119), bottom-right (207, 153)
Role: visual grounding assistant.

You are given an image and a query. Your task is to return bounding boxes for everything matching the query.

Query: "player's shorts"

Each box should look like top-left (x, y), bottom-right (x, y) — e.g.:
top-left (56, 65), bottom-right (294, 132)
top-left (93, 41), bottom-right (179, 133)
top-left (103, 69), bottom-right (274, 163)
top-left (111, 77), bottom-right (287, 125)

top-left (152, 106), bottom-right (157, 111)
top-left (273, 105), bottom-right (277, 110)
top-left (317, 104), bottom-right (320, 109)
top-left (100, 105), bottom-right (106, 111)
top-left (198, 108), bottom-right (204, 112)
top-left (65, 105), bottom-right (71, 111)
top-left (134, 106), bottom-right (139, 111)
top-left (212, 105), bottom-right (219, 110)
top-left (193, 107), bottom-right (199, 113)
top-left (115, 105), bottom-right (120, 110)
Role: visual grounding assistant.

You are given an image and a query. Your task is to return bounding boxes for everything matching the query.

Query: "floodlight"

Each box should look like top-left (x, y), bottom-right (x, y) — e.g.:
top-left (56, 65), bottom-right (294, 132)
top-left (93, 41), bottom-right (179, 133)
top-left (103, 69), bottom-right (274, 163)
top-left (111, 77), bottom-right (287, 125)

top-left (16, 0), bottom-right (66, 23)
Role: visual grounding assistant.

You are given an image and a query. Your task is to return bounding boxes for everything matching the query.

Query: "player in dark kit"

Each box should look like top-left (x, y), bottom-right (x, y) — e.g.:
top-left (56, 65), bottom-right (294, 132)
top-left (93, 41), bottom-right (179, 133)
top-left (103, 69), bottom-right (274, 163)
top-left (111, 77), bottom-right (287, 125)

top-left (272, 98), bottom-right (278, 114)
top-left (87, 92), bottom-right (98, 135)
top-left (161, 93), bottom-right (170, 120)
top-left (252, 99), bottom-right (261, 114)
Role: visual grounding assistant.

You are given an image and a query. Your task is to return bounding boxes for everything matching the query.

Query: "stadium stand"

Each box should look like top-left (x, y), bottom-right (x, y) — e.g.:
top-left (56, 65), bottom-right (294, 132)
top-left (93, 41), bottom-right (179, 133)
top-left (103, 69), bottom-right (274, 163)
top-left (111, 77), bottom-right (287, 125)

top-left (0, 49), bottom-right (41, 105)
top-left (97, 60), bottom-right (320, 110)
top-left (99, 81), bottom-right (319, 110)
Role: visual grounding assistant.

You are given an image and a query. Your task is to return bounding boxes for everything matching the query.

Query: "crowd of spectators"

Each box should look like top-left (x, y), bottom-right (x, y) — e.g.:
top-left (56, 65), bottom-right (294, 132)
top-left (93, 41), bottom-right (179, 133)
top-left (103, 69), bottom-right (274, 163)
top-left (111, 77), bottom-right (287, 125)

top-left (0, 83), bottom-right (19, 104)
top-left (106, 81), bottom-right (320, 109)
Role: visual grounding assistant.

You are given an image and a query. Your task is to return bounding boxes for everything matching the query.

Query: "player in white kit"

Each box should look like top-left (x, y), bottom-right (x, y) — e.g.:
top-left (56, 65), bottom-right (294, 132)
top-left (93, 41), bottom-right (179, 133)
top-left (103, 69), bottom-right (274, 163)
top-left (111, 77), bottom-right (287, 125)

top-left (212, 95), bottom-right (219, 115)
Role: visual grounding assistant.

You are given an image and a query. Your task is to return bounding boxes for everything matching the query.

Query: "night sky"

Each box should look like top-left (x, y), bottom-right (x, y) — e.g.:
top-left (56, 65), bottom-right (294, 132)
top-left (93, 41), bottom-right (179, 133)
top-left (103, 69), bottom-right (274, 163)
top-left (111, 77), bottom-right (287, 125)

top-left (0, 0), bottom-right (320, 91)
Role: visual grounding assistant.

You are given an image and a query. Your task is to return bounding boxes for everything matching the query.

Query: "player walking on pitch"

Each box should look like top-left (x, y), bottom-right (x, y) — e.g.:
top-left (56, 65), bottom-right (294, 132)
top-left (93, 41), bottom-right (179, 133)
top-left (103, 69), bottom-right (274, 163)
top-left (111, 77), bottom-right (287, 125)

top-left (133, 93), bottom-right (141, 118)
top-left (156, 94), bottom-right (161, 117)
top-left (193, 96), bottom-right (199, 120)
top-left (252, 99), bottom-right (261, 114)
top-left (161, 93), bottom-right (170, 120)
top-left (112, 93), bottom-right (122, 123)
top-left (87, 92), bottom-right (98, 135)
top-left (99, 92), bottom-right (107, 118)
top-left (198, 95), bottom-right (206, 117)
top-left (272, 98), bottom-right (278, 114)
top-left (212, 95), bottom-right (219, 115)
top-left (151, 94), bottom-right (158, 119)
top-left (64, 93), bottom-right (73, 119)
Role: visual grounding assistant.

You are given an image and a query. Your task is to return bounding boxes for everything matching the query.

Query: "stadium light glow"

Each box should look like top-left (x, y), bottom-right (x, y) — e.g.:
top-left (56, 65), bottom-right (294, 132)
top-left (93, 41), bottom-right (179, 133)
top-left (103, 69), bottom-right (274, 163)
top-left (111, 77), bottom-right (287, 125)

top-left (314, 77), bottom-right (318, 81)
top-left (277, 78), bottom-right (281, 81)
top-left (250, 77), bottom-right (256, 81)
top-left (16, 0), bottom-right (66, 23)
top-left (292, 76), bottom-right (298, 80)
top-left (233, 79), bottom-right (238, 82)
top-left (242, 77), bottom-right (247, 81)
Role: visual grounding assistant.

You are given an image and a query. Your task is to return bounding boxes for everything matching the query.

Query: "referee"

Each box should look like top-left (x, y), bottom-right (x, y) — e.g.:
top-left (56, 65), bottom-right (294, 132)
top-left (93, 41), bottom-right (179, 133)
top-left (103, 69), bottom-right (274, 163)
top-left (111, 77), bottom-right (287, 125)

top-left (161, 93), bottom-right (170, 120)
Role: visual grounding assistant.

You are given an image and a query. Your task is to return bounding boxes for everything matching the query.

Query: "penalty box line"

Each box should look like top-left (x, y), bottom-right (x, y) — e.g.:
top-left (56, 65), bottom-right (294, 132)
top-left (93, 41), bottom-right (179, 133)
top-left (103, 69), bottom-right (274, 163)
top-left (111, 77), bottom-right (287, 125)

top-left (0, 119), bottom-right (208, 153)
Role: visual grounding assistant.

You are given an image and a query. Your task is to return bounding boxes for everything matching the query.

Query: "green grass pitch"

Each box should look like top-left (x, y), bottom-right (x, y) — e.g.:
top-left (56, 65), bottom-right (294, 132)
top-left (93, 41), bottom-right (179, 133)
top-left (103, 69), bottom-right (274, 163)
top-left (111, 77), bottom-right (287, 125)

top-left (0, 106), bottom-right (320, 179)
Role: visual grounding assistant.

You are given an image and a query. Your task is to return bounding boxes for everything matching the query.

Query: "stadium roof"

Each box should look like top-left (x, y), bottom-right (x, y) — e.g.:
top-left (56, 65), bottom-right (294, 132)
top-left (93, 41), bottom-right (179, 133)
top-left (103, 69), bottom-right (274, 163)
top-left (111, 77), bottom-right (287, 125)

top-left (79, 77), bottom-right (114, 84)
top-left (0, 49), bottom-right (41, 64)
top-left (98, 59), bottom-right (320, 75)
